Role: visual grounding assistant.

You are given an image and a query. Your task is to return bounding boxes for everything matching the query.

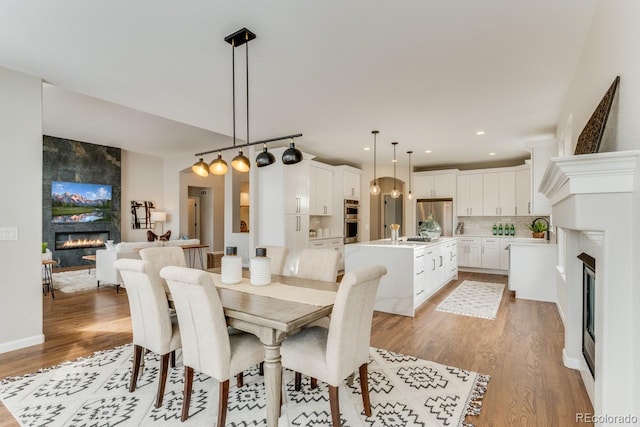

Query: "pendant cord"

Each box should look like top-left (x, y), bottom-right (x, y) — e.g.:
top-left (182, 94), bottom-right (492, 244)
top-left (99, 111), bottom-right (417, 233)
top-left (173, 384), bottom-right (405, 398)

top-left (393, 143), bottom-right (397, 190)
top-left (232, 40), bottom-right (236, 147)
top-left (373, 132), bottom-right (377, 184)
top-left (245, 33), bottom-right (250, 145)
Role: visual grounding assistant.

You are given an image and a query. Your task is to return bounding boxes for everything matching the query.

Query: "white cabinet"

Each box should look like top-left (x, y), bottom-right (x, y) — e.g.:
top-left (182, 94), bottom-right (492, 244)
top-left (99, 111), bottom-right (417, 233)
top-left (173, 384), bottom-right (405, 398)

top-left (413, 172), bottom-right (456, 199)
top-left (515, 166), bottom-right (531, 216)
top-left (482, 171), bottom-right (515, 216)
top-left (284, 162), bottom-right (309, 215)
top-left (456, 174), bottom-right (483, 216)
top-left (414, 247), bottom-right (428, 304)
top-left (500, 237), bottom-right (515, 270)
top-left (457, 237), bottom-right (482, 267)
top-left (285, 214), bottom-right (310, 275)
top-left (310, 162), bottom-right (333, 216)
top-left (343, 170), bottom-right (361, 200)
top-left (308, 237), bottom-right (344, 271)
top-left (481, 237), bottom-right (500, 269)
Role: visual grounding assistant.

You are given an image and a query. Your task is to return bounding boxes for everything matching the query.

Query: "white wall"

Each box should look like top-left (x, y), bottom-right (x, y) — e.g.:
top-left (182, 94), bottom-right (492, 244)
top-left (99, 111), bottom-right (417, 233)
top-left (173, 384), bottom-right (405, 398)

top-left (120, 150), bottom-right (164, 242)
top-left (0, 67), bottom-right (44, 353)
top-left (555, 0), bottom-right (640, 416)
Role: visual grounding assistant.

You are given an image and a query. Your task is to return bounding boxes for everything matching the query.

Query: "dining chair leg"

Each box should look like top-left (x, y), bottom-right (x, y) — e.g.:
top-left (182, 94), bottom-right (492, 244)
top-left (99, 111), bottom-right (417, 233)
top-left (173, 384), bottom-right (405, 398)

top-left (236, 372), bottom-right (244, 388)
top-left (181, 366), bottom-right (194, 422)
top-left (294, 372), bottom-right (302, 391)
top-left (217, 380), bottom-right (230, 427)
top-left (170, 350), bottom-right (176, 368)
top-left (259, 361), bottom-right (264, 375)
top-left (328, 385), bottom-right (340, 427)
top-left (359, 363), bottom-right (372, 416)
top-left (129, 345), bottom-right (143, 392)
top-left (155, 353), bottom-right (170, 408)
top-left (310, 377), bottom-right (318, 389)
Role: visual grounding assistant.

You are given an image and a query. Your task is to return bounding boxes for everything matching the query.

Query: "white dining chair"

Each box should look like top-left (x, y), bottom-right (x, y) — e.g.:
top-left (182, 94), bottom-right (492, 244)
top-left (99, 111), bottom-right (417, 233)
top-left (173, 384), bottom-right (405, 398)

top-left (139, 246), bottom-right (186, 292)
top-left (264, 245), bottom-right (289, 275)
top-left (280, 264), bottom-right (387, 426)
top-left (113, 258), bottom-right (181, 409)
top-left (159, 266), bottom-right (265, 424)
top-left (296, 248), bottom-right (340, 282)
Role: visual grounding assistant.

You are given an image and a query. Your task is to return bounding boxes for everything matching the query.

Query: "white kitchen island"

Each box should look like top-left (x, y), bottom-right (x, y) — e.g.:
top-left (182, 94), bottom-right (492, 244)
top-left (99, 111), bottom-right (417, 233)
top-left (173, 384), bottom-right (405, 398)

top-left (345, 238), bottom-right (457, 317)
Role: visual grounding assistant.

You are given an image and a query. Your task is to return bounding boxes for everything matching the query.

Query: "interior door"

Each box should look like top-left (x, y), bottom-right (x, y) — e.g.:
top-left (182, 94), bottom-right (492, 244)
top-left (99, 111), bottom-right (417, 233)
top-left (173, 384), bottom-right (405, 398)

top-left (187, 197), bottom-right (201, 240)
top-left (382, 195), bottom-right (403, 238)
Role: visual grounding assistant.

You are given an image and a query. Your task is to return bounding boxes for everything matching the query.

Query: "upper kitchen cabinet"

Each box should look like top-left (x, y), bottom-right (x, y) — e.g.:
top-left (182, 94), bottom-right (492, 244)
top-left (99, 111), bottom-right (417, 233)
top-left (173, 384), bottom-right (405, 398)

top-left (284, 161), bottom-right (310, 215)
top-left (309, 161), bottom-right (333, 216)
top-left (515, 164), bottom-right (531, 216)
top-left (456, 173), bottom-right (483, 216)
top-left (413, 171), bottom-right (456, 199)
top-left (334, 166), bottom-right (362, 200)
top-left (482, 170), bottom-right (515, 216)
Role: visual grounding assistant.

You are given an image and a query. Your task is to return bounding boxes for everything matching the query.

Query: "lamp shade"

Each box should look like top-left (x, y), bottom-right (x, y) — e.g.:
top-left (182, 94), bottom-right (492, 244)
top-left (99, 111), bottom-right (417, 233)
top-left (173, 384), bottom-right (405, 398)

top-left (192, 158), bottom-right (209, 177)
top-left (231, 149), bottom-right (251, 172)
top-left (150, 211), bottom-right (166, 222)
top-left (209, 153), bottom-right (229, 175)
top-left (282, 142), bottom-right (303, 164)
top-left (255, 145), bottom-right (276, 167)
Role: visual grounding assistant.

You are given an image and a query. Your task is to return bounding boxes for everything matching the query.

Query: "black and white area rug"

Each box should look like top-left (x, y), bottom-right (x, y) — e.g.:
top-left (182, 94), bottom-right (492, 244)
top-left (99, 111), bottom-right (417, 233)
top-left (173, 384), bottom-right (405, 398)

top-left (0, 345), bottom-right (489, 426)
top-left (436, 280), bottom-right (505, 320)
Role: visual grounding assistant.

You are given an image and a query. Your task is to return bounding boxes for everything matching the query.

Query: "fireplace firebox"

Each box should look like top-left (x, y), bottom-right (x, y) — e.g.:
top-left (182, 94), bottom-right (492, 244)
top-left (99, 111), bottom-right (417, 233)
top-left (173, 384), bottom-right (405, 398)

top-left (578, 252), bottom-right (596, 377)
top-left (55, 231), bottom-right (109, 250)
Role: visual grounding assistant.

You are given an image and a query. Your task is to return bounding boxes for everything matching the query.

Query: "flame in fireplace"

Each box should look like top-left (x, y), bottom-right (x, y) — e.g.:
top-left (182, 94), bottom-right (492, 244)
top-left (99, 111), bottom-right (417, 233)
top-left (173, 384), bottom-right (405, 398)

top-left (60, 239), bottom-right (104, 249)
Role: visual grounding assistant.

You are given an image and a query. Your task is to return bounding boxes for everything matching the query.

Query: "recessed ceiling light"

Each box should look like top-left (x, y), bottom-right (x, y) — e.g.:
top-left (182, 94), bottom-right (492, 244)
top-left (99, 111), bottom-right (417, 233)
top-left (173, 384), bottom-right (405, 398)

top-left (476, 130), bottom-right (486, 135)
top-left (363, 147), bottom-right (371, 151)
top-left (488, 152), bottom-right (496, 156)
top-left (425, 150), bottom-right (432, 154)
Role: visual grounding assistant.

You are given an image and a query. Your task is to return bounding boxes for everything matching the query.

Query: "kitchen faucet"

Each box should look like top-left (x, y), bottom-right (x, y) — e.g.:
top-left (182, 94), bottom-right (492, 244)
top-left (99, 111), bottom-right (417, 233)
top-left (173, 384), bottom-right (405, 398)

top-left (532, 217), bottom-right (550, 241)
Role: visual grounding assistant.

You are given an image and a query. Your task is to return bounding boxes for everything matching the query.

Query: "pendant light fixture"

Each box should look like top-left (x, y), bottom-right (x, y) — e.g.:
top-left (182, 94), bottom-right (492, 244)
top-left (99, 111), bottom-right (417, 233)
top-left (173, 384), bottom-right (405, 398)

top-left (369, 130), bottom-right (381, 195)
top-left (390, 142), bottom-right (401, 199)
top-left (191, 27), bottom-right (302, 175)
top-left (209, 152), bottom-right (229, 175)
top-left (406, 150), bottom-right (413, 200)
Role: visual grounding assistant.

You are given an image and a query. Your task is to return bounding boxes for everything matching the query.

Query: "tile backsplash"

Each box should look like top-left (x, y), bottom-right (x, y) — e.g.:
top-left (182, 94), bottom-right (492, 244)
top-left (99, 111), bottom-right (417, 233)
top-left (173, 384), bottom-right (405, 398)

top-left (457, 216), bottom-right (552, 239)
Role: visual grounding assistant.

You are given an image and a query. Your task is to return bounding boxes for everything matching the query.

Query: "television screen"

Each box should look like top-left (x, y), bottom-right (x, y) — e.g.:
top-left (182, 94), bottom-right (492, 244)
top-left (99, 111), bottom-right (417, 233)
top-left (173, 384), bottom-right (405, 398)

top-left (51, 181), bottom-right (112, 223)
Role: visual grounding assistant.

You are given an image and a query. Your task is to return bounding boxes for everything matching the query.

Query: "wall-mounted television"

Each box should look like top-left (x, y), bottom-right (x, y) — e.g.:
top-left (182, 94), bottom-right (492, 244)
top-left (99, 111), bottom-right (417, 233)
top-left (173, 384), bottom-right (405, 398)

top-left (51, 181), bottom-right (112, 223)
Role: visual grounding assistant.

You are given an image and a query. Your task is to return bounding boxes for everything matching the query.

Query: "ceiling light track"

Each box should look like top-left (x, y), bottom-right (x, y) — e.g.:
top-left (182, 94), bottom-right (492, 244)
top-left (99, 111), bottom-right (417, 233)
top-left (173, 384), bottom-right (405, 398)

top-left (192, 27), bottom-right (302, 177)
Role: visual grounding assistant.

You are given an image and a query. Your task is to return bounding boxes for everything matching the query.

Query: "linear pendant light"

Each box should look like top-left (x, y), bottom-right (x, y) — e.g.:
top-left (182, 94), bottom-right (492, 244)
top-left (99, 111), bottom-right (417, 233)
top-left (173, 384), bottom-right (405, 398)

top-left (390, 142), bottom-right (400, 199)
top-left (369, 130), bottom-right (381, 195)
top-left (406, 150), bottom-right (413, 200)
top-left (192, 28), bottom-right (302, 175)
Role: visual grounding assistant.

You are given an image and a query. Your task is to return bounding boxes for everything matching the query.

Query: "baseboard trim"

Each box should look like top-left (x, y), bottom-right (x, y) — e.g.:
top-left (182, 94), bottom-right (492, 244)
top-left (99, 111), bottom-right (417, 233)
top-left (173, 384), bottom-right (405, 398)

top-left (562, 348), bottom-right (582, 370)
top-left (0, 334), bottom-right (44, 354)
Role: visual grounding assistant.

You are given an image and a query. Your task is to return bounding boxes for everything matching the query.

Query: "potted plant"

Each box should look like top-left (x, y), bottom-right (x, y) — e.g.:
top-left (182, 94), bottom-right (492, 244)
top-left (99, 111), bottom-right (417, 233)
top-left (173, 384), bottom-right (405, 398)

top-left (528, 219), bottom-right (548, 238)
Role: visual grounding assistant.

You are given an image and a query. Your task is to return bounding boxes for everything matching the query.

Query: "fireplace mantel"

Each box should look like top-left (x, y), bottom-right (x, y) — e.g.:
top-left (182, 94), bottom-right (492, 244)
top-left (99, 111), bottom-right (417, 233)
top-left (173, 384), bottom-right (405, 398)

top-left (538, 150), bottom-right (639, 419)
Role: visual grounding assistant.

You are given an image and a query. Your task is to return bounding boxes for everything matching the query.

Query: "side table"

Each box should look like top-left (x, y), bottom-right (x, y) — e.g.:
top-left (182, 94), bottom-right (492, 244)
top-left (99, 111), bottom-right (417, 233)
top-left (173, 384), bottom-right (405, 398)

top-left (42, 259), bottom-right (57, 299)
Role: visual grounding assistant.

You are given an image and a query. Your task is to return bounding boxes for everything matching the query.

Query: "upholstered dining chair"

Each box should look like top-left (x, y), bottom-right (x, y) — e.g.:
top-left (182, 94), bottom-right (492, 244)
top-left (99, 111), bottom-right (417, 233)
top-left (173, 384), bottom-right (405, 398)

top-left (139, 246), bottom-right (187, 293)
top-left (296, 248), bottom-right (340, 282)
top-left (264, 245), bottom-right (289, 275)
top-left (159, 266), bottom-right (265, 425)
top-left (113, 258), bottom-right (181, 409)
top-left (280, 264), bottom-right (387, 427)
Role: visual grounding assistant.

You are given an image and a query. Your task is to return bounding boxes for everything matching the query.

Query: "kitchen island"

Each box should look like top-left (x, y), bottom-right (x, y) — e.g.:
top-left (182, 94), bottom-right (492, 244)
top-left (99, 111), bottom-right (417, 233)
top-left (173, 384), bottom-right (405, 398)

top-left (345, 237), bottom-right (457, 316)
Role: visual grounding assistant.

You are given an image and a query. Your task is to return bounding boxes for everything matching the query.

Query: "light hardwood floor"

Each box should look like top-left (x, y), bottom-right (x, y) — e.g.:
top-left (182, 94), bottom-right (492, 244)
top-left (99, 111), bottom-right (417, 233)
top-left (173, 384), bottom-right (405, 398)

top-left (0, 271), bottom-right (593, 426)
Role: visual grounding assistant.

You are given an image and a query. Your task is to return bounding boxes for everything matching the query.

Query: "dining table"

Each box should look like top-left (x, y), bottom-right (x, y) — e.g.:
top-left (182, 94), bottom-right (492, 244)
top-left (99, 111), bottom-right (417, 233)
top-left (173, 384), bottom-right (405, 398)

top-left (170, 268), bottom-right (339, 427)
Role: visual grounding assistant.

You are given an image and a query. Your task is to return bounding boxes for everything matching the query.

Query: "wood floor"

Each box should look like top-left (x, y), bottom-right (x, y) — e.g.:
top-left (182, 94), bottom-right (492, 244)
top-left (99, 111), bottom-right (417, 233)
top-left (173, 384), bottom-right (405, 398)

top-left (0, 271), bottom-right (593, 426)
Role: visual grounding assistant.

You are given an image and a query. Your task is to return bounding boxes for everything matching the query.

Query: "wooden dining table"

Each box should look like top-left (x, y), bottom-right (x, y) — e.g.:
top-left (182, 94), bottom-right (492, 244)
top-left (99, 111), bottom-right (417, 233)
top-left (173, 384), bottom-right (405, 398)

top-left (177, 268), bottom-right (339, 427)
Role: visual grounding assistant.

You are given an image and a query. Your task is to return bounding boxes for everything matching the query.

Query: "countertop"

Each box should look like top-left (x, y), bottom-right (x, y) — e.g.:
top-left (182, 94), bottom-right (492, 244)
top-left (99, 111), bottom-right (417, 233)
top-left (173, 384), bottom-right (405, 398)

top-left (455, 234), bottom-right (555, 245)
top-left (308, 235), bottom-right (343, 241)
top-left (352, 237), bottom-right (456, 249)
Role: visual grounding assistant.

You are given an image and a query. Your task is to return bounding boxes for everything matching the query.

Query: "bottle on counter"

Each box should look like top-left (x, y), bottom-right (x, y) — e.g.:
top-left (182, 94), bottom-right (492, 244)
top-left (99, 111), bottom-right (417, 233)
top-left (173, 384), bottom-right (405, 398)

top-left (498, 224), bottom-right (503, 235)
top-left (492, 224), bottom-right (497, 235)
top-left (510, 224), bottom-right (516, 236)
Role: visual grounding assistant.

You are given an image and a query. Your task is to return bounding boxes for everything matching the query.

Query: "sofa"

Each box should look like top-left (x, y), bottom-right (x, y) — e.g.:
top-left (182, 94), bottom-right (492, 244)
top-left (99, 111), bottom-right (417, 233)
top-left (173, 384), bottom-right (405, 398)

top-left (96, 239), bottom-right (202, 287)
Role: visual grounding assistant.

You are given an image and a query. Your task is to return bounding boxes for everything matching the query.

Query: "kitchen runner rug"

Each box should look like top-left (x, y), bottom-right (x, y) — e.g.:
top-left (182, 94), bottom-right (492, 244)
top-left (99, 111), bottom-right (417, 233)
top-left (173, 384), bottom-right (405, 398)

top-left (0, 345), bottom-right (489, 427)
top-left (436, 280), bottom-right (505, 320)
top-left (52, 270), bottom-right (98, 293)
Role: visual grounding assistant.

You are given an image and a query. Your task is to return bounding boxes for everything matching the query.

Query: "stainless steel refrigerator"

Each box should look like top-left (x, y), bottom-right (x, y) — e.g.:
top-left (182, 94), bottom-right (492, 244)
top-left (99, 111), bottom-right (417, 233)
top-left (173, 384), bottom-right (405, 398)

top-left (416, 198), bottom-right (454, 237)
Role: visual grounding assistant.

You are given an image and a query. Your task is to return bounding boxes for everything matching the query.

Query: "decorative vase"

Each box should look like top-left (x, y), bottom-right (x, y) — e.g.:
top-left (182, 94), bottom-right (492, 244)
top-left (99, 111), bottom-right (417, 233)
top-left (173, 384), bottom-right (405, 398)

top-left (418, 214), bottom-right (442, 239)
top-left (221, 246), bottom-right (242, 284)
top-left (532, 232), bottom-right (545, 239)
top-left (250, 247), bottom-right (271, 286)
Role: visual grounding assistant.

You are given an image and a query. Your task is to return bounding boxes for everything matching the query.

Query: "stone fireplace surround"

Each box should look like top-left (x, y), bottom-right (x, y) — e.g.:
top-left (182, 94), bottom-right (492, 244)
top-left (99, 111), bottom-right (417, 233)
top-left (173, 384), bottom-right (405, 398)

top-left (540, 150), bottom-right (639, 419)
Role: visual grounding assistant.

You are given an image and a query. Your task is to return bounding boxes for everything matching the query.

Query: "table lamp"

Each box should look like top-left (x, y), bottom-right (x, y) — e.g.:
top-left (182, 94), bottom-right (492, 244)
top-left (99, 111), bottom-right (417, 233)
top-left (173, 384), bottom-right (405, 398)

top-left (151, 211), bottom-right (166, 234)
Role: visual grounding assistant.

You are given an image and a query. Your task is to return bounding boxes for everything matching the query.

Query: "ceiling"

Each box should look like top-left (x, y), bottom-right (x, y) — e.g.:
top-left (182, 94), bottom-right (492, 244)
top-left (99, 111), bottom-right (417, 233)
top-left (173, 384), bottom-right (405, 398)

top-left (0, 0), bottom-right (597, 170)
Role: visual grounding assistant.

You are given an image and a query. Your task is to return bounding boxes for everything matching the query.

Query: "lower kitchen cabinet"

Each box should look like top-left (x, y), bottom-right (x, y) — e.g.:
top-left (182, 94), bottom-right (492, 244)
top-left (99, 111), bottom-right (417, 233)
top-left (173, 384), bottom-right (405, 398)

top-left (308, 237), bottom-right (345, 271)
top-left (481, 237), bottom-right (500, 269)
top-left (457, 237), bottom-right (482, 267)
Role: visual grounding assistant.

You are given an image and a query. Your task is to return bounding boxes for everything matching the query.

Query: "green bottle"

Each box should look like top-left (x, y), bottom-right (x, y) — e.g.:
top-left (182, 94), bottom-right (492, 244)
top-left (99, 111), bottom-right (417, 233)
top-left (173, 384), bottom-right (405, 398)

top-left (498, 224), bottom-right (503, 235)
top-left (492, 224), bottom-right (497, 235)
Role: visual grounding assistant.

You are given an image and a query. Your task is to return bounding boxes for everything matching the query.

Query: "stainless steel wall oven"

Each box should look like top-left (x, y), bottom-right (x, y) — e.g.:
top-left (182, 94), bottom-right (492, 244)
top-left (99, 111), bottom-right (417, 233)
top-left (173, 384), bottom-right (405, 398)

top-left (344, 199), bottom-right (359, 243)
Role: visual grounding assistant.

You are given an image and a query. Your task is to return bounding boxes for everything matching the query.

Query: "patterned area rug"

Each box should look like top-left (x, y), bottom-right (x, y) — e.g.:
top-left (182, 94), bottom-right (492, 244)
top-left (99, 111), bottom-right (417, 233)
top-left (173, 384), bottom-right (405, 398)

top-left (52, 270), bottom-right (97, 293)
top-left (0, 345), bottom-right (489, 426)
top-left (436, 280), bottom-right (505, 320)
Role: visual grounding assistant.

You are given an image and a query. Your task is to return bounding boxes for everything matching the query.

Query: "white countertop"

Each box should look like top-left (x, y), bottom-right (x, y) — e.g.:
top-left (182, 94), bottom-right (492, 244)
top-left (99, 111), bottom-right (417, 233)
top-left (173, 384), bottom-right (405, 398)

top-left (353, 237), bottom-right (456, 249)
top-left (455, 234), bottom-right (554, 245)
top-left (309, 235), bottom-right (344, 241)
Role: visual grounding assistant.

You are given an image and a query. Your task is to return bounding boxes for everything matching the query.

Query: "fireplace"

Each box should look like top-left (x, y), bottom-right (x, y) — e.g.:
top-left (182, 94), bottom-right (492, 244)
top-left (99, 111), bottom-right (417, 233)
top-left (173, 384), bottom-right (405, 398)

top-left (578, 252), bottom-right (596, 377)
top-left (55, 231), bottom-right (109, 250)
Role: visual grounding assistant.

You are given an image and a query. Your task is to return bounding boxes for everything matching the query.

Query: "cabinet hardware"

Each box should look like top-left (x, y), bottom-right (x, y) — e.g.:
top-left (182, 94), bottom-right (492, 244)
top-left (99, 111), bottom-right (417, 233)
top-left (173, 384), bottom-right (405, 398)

top-left (528, 202), bottom-right (531, 214)
top-left (417, 270), bottom-right (424, 275)
top-left (417, 290), bottom-right (424, 295)
top-left (439, 256), bottom-right (443, 266)
top-left (432, 259), bottom-right (436, 270)
top-left (515, 206), bottom-right (518, 215)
